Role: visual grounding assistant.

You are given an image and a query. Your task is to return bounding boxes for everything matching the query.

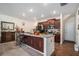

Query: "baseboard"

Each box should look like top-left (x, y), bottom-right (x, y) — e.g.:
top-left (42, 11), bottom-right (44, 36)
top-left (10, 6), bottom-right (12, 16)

top-left (64, 40), bottom-right (75, 43)
top-left (51, 51), bottom-right (56, 56)
top-left (21, 43), bottom-right (44, 55)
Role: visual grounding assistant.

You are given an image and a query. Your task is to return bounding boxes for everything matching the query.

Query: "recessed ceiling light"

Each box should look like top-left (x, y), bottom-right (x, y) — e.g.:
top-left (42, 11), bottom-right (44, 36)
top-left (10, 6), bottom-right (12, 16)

top-left (53, 10), bottom-right (56, 14)
top-left (22, 13), bottom-right (26, 17)
top-left (29, 8), bottom-right (33, 12)
top-left (50, 10), bottom-right (56, 15)
top-left (43, 3), bottom-right (48, 6)
top-left (41, 14), bottom-right (44, 18)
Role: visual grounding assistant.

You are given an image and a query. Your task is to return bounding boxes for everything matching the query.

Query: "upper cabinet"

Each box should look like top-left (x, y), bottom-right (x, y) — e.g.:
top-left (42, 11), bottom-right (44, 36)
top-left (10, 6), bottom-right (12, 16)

top-left (37, 18), bottom-right (60, 30)
top-left (54, 19), bottom-right (60, 29)
top-left (35, 18), bottom-right (60, 34)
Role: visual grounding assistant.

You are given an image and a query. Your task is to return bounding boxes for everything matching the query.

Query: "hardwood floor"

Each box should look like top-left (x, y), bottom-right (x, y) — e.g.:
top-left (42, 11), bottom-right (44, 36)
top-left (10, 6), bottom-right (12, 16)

top-left (53, 41), bottom-right (79, 56)
top-left (1, 41), bottom-right (79, 56)
top-left (0, 41), bottom-right (43, 56)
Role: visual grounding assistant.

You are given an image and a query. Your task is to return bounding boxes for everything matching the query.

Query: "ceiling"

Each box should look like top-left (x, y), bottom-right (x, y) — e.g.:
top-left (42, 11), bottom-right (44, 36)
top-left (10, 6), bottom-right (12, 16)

top-left (0, 3), bottom-right (79, 21)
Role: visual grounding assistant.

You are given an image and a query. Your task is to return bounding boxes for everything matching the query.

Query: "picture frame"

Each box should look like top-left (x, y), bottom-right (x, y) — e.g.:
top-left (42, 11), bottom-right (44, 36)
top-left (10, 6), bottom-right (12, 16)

top-left (1, 21), bottom-right (15, 30)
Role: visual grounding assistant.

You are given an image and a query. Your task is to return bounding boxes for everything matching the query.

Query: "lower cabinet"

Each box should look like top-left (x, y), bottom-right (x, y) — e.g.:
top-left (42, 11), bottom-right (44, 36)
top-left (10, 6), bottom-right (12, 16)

top-left (55, 33), bottom-right (60, 42)
top-left (23, 35), bottom-right (44, 52)
top-left (33, 37), bottom-right (44, 52)
top-left (1, 32), bottom-right (15, 43)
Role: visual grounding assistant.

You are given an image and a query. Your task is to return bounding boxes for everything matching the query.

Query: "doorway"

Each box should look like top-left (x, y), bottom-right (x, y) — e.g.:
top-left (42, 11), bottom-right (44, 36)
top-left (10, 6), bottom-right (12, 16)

top-left (64, 16), bottom-right (75, 42)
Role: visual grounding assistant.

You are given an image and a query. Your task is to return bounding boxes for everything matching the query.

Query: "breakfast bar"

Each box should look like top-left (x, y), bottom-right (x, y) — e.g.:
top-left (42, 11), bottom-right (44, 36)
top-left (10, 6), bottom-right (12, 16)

top-left (17, 33), bottom-right (55, 56)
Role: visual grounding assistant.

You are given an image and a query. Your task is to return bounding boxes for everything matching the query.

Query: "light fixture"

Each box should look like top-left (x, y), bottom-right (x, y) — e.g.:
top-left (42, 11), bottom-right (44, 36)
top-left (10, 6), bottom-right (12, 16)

top-left (53, 10), bottom-right (56, 14)
top-left (29, 8), bottom-right (33, 12)
top-left (22, 13), bottom-right (26, 17)
top-left (41, 14), bottom-right (44, 18)
top-left (50, 10), bottom-right (56, 15)
top-left (43, 3), bottom-right (48, 6)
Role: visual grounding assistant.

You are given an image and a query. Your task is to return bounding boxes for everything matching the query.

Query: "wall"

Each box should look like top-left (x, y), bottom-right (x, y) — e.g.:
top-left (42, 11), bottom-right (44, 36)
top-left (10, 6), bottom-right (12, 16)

top-left (0, 14), bottom-right (36, 32)
top-left (0, 22), bottom-right (1, 42)
top-left (63, 15), bottom-right (76, 42)
top-left (75, 8), bottom-right (79, 51)
top-left (0, 14), bottom-right (36, 42)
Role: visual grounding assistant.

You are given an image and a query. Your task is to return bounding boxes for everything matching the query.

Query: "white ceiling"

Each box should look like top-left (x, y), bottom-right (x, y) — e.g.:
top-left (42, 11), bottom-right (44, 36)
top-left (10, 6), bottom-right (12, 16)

top-left (0, 3), bottom-right (79, 21)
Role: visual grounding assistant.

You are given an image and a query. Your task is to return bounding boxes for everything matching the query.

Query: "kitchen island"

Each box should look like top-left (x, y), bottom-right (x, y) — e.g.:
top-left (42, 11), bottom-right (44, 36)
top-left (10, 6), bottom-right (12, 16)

top-left (16, 33), bottom-right (55, 56)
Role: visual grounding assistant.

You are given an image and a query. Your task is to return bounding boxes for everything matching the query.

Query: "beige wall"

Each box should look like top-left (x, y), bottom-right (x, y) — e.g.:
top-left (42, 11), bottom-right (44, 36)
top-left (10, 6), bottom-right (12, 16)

top-left (0, 14), bottom-right (36, 32)
top-left (0, 14), bottom-right (36, 42)
top-left (63, 14), bottom-right (76, 42)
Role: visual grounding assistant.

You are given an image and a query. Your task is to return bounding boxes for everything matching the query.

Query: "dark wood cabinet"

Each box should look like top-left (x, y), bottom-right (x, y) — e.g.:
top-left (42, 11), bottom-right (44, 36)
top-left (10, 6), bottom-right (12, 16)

top-left (1, 32), bottom-right (15, 43)
top-left (37, 19), bottom-right (60, 30)
top-left (23, 35), bottom-right (44, 52)
top-left (37, 19), bottom-right (60, 42)
top-left (33, 37), bottom-right (44, 52)
top-left (55, 33), bottom-right (60, 42)
top-left (38, 19), bottom-right (55, 30)
top-left (54, 20), bottom-right (60, 29)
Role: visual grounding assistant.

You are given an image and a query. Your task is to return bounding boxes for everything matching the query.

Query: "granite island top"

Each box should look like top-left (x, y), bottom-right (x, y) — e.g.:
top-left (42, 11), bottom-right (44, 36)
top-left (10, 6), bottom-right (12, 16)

top-left (19, 33), bottom-right (55, 38)
top-left (16, 32), bottom-right (55, 56)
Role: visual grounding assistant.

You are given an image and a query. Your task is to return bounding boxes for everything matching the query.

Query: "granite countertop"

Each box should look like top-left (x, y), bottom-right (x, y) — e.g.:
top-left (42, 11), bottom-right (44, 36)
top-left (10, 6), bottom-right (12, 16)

top-left (20, 32), bottom-right (55, 38)
top-left (1, 30), bottom-right (15, 32)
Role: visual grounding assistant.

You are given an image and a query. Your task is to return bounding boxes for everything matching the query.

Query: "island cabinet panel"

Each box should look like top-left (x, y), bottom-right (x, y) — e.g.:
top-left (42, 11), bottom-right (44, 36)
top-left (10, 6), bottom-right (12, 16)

top-left (55, 33), bottom-right (60, 42)
top-left (33, 37), bottom-right (44, 52)
top-left (24, 36), bottom-right (32, 46)
top-left (23, 35), bottom-right (44, 52)
top-left (27, 37), bottom-right (31, 46)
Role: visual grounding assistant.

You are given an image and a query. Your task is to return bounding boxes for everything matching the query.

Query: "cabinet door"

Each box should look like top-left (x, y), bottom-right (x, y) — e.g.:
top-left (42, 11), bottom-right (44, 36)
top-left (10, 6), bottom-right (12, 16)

top-left (1, 32), bottom-right (6, 43)
top-left (23, 36), bottom-right (33, 47)
top-left (1, 32), bottom-right (15, 43)
top-left (6, 32), bottom-right (12, 42)
top-left (26, 36), bottom-right (31, 46)
top-left (33, 37), bottom-right (38, 50)
top-left (11, 32), bottom-right (15, 41)
top-left (38, 38), bottom-right (44, 52)
top-left (22, 35), bottom-right (44, 52)
top-left (30, 36), bottom-right (34, 47)
top-left (6, 32), bottom-right (15, 42)
top-left (24, 35), bottom-right (28, 44)
top-left (34, 37), bottom-right (44, 52)
top-left (55, 34), bottom-right (60, 42)
top-left (54, 20), bottom-right (60, 29)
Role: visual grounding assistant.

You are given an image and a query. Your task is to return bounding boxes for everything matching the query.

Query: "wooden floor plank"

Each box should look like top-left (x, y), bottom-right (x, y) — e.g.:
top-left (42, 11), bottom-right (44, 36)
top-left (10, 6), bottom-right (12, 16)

top-left (52, 42), bottom-right (79, 56)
